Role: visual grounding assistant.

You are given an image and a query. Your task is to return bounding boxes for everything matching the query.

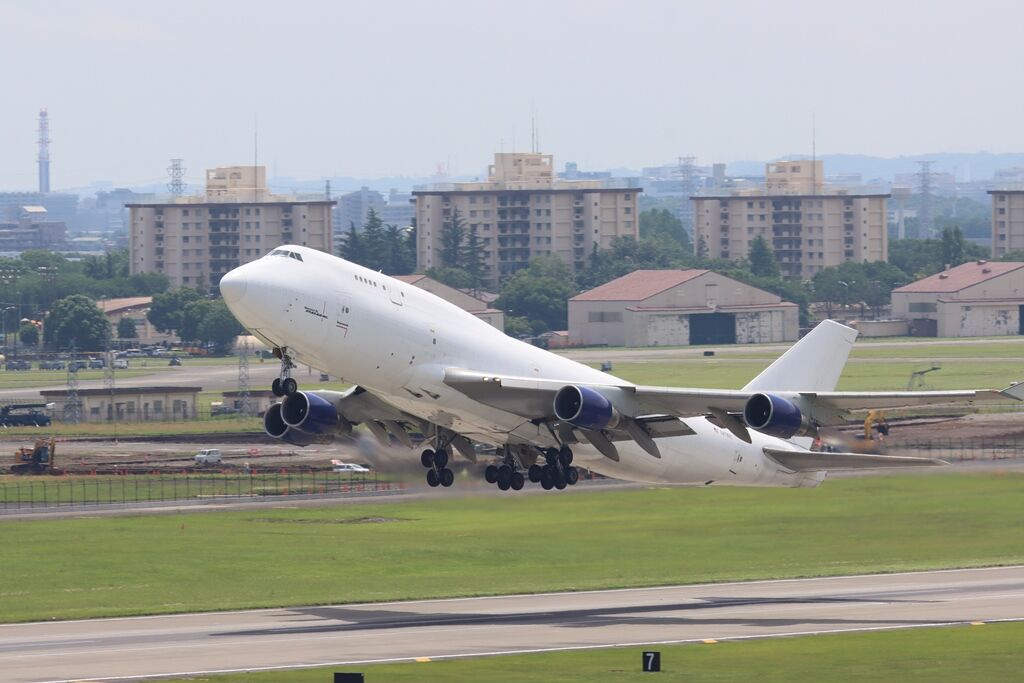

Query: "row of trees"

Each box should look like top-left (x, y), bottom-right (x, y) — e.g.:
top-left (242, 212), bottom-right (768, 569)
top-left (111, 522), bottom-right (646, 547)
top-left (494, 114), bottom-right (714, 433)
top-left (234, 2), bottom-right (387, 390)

top-left (337, 209), bottom-right (417, 276)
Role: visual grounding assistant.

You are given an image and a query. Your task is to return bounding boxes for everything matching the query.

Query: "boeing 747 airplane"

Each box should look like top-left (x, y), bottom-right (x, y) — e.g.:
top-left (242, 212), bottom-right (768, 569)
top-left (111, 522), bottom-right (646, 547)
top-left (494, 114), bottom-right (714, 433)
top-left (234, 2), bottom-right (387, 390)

top-left (220, 246), bottom-right (1018, 491)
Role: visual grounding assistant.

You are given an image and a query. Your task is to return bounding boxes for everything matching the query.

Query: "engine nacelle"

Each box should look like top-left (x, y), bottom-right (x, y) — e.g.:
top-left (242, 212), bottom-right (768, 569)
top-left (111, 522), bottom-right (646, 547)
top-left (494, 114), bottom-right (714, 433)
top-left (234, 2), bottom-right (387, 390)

top-left (742, 392), bottom-right (814, 439)
top-left (281, 391), bottom-right (339, 435)
top-left (263, 402), bottom-right (327, 447)
top-left (553, 385), bottom-right (623, 431)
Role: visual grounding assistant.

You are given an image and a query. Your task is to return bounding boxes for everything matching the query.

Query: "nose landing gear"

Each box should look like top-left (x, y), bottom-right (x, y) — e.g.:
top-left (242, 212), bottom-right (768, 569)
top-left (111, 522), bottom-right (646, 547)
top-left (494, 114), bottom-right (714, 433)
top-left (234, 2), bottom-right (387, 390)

top-left (271, 348), bottom-right (298, 397)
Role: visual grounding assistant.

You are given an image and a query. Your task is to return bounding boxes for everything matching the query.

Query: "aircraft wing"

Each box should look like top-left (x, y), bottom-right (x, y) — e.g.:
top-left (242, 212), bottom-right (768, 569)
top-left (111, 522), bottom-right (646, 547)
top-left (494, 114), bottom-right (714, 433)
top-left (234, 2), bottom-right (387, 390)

top-left (763, 447), bottom-right (947, 471)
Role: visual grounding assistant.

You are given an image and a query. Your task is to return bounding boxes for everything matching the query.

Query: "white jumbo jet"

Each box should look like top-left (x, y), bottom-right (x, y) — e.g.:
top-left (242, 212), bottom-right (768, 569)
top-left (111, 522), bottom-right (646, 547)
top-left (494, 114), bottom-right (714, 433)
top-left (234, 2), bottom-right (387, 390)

top-left (220, 246), bottom-right (1019, 491)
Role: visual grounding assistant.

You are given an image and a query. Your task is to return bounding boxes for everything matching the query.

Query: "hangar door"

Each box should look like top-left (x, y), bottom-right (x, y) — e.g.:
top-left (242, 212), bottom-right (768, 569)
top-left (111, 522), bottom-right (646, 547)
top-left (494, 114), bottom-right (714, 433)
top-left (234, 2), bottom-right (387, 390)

top-left (690, 312), bottom-right (736, 345)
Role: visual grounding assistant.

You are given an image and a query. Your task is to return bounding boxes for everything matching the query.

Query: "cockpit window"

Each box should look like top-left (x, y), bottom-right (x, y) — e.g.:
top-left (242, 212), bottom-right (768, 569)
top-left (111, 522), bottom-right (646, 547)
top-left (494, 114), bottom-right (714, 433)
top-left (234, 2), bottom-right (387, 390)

top-left (270, 249), bottom-right (303, 261)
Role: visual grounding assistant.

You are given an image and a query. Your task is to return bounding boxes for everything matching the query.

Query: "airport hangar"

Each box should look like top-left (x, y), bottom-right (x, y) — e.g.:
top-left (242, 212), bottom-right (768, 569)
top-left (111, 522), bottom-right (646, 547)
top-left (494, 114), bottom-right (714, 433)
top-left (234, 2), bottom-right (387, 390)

top-left (891, 260), bottom-right (1024, 337)
top-left (568, 269), bottom-right (799, 347)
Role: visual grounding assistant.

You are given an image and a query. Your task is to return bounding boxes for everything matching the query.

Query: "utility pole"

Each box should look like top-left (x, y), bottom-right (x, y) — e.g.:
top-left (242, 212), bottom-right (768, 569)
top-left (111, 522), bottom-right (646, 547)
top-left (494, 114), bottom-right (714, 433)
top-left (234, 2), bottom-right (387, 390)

top-left (237, 339), bottom-right (253, 417)
top-left (104, 341), bottom-right (116, 441)
top-left (65, 342), bottom-right (81, 424)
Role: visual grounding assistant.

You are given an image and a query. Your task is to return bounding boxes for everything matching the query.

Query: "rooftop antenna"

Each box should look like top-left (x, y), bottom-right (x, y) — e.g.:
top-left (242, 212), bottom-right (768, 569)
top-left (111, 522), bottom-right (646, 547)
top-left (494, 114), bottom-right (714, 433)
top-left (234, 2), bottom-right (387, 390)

top-left (37, 108), bottom-right (51, 194)
top-left (252, 115), bottom-right (260, 202)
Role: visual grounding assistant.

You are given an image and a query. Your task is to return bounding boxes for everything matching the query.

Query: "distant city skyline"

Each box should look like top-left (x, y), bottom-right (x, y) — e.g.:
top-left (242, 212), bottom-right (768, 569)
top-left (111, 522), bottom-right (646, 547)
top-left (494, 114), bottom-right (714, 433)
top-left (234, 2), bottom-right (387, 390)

top-left (2, 0), bottom-right (1023, 190)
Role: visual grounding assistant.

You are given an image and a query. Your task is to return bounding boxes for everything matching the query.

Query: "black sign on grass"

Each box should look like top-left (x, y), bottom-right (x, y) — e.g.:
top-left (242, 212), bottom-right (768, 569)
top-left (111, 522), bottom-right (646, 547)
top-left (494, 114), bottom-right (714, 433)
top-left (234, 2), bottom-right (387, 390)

top-left (334, 674), bottom-right (364, 682)
top-left (643, 650), bottom-right (661, 672)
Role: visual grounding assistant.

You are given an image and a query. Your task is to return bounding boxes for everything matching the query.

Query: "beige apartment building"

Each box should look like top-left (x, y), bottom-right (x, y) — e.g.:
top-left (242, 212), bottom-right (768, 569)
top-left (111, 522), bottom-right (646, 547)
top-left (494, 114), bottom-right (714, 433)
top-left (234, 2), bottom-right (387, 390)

top-left (414, 153), bottom-right (641, 286)
top-left (989, 189), bottom-right (1024, 257)
top-left (128, 166), bottom-right (334, 291)
top-left (692, 160), bottom-right (889, 278)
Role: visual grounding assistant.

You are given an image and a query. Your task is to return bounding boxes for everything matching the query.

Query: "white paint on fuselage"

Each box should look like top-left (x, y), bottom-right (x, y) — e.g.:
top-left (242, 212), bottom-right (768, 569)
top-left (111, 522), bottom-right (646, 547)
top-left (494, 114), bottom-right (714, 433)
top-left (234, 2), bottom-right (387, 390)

top-left (221, 247), bottom-right (822, 488)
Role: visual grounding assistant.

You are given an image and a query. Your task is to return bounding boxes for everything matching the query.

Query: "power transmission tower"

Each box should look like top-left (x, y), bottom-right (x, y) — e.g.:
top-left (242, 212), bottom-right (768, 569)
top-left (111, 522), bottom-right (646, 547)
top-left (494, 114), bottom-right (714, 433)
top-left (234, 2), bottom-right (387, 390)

top-left (104, 342), bottom-right (116, 440)
top-left (65, 343), bottom-right (81, 424)
top-left (916, 161), bottom-right (935, 239)
top-left (237, 340), bottom-right (253, 417)
top-left (167, 159), bottom-right (186, 196)
top-left (37, 108), bottom-right (51, 193)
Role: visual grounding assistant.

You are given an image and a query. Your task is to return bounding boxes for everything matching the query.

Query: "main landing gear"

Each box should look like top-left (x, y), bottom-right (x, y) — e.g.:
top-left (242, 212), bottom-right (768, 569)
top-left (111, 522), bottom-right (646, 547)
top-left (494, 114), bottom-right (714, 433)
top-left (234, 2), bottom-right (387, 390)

top-left (484, 462), bottom-right (525, 492)
top-left (529, 446), bottom-right (579, 491)
top-left (421, 447), bottom-right (455, 488)
top-left (271, 347), bottom-right (298, 397)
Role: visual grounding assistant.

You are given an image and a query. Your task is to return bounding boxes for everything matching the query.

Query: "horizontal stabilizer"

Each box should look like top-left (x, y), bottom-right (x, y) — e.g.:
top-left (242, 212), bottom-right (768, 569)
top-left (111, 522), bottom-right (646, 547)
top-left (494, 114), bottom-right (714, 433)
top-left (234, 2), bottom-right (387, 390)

top-left (763, 447), bottom-right (947, 472)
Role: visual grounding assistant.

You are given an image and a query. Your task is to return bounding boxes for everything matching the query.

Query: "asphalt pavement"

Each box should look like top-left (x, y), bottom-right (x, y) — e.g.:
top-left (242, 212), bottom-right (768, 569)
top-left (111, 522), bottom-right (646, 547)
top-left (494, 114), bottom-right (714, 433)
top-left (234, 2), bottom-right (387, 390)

top-left (1, 565), bottom-right (1021, 682)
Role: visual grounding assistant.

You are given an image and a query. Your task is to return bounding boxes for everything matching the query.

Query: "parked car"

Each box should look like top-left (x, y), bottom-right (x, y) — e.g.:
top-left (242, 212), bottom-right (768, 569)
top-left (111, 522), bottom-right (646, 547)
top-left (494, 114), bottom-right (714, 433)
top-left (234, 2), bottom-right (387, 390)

top-left (87, 358), bottom-right (105, 369)
top-left (168, 356), bottom-right (182, 366)
top-left (113, 358), bottom-right (129, 369)
top-left (5, 360), bottom-right (31, 371)
top-left (331, 462), bottom-right (370, 474)
top-left (193, 449), bottom-right (223, 465)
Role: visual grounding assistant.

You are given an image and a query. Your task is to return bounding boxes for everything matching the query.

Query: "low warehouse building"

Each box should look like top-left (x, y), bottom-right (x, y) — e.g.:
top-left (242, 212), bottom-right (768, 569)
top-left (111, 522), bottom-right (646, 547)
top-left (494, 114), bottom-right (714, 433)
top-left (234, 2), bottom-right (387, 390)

top-left (891, 260), bottom-right (1024, 337)
top-left (569, 269), bottom-right (799, 346)
top-left (40, 386), bottom-right (201, 422)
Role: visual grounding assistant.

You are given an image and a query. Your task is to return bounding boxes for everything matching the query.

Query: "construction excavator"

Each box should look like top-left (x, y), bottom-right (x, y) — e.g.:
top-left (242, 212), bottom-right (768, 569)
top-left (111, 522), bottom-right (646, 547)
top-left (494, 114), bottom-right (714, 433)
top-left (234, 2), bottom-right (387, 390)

top-left (10, 437), bottom-right (58, 474)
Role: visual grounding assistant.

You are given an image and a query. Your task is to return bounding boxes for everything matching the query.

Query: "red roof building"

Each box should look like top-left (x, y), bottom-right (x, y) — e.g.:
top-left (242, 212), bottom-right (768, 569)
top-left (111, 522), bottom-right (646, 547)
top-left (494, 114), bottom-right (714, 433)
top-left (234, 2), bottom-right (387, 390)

top-left (569, 269), bottom-right (798, 347)
top-left (891, 260), bottom-right (1024, 337)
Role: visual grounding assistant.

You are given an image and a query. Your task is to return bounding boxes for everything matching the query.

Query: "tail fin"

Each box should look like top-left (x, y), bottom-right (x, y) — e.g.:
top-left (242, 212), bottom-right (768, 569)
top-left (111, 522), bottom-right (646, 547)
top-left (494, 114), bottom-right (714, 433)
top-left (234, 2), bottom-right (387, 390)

top-left (742, 319), bottom-right (858, 393)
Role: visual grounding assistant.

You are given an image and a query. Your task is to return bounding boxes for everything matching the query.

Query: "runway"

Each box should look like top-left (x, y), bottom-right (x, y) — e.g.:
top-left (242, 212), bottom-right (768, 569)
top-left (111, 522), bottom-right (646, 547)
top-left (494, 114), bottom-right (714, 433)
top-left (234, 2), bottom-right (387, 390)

top-left (2, 565), bottom-right (1022, 682)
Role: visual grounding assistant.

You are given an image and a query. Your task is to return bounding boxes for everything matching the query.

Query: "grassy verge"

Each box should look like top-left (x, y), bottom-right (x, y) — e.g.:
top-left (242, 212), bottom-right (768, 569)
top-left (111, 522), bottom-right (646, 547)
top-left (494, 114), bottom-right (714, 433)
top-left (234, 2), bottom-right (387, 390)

top-left (0, 417), bottom-right (262, 438)
top-left (161, 621), bottom-right (1024, 682)
top-left (1, 473), bottom-right (1021, 623)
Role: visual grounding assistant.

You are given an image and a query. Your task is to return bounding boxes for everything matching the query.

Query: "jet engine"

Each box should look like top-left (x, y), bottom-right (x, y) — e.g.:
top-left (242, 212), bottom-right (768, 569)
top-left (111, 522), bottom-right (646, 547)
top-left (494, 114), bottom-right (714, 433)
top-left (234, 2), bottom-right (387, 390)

top-left (553, 385), bottom-right (623, 431)
top-left (263, 402), bottom-right (328, 446)
top-left (281, 391), bottom-right (340, 435)
top-left (742, 392), bottom-right (815, 439)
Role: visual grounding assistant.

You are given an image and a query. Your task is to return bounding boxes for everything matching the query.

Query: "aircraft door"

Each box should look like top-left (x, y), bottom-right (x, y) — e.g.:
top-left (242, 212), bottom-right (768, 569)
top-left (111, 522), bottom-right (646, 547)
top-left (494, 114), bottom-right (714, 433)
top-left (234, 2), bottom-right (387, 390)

top-left (334, 292), bottom-right (352, 339)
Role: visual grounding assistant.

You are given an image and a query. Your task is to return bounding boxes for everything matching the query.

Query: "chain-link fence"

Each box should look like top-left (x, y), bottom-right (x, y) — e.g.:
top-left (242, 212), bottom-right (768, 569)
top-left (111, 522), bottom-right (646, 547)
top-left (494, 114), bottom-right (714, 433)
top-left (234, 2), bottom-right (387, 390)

top-left (0, 471), bottom-right (401, 513)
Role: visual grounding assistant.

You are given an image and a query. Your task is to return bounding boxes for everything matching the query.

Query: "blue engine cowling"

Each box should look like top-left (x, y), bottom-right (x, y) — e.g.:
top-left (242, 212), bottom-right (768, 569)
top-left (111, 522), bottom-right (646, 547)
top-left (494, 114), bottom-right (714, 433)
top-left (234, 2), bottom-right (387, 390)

top-left (553, 385), bottom-right (622, 431)
top-left (281, 391), bottom-right (339, 435)
top-left (742, 392), bottom-right (810, 439)
top-left (263, 402), bottom-right (325, 447)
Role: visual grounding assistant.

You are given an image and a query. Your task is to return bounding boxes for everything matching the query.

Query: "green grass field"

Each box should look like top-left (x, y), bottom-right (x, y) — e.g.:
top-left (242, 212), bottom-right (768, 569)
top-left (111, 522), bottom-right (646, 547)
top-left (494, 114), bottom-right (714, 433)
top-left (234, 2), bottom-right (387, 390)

top-left (1, 473), bottom-right (1022, 624)
top-left (161, 621), bottom-right (1024, 682)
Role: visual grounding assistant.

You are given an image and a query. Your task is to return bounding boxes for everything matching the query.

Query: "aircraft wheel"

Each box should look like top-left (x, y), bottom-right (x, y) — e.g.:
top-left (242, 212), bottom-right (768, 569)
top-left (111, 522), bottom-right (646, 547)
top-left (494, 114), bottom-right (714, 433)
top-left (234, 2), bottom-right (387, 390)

top-left (554, 473), bottom-right (567, 490)
top-left (484, 464), bottom-right (499, 484)
top-left (433, 448), bottom-right (449, 469)
top-left (565, 466), bottom-right (580, 486)
top-left (510, 471), bottom-right (525, 491)
top-left (496, 465), bottom-right (512, 490)
top-left (271, 378), bottom-right (285, 397)
top-left (558, 446), bottom-right (573, 467)
top-left (540, 470), bottom-right (554, 490)
top-left (527, 464), bottom-right (543, 483)
top-left (440, 468), bottom-right (455, 487)
top-left (426, 469), bottom-right (440, 487)
top-left (544, 447), bottom-right (559, 466)
top-left (282, 377), bottom-right (298, 396)
top-left (420, 449), bottom-right (435, 468)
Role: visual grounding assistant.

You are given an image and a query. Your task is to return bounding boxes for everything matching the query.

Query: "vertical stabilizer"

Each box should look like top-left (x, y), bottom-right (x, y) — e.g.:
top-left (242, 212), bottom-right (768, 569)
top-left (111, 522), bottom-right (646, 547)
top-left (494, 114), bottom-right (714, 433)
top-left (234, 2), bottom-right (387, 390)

top-left (742, 319), bottom-right (858, 393)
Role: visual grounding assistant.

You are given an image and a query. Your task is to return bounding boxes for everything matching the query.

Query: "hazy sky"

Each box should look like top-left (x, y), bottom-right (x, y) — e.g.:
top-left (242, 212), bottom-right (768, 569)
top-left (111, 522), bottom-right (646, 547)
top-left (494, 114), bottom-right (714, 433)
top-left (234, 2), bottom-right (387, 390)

top-left (2, 0), bottom-right (1022, 190)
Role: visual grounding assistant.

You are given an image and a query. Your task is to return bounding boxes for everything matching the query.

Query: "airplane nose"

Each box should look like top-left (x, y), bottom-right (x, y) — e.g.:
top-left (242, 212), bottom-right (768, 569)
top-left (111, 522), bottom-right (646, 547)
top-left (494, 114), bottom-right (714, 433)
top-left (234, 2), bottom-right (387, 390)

top-left (219, 267), bottom-right (248, 307)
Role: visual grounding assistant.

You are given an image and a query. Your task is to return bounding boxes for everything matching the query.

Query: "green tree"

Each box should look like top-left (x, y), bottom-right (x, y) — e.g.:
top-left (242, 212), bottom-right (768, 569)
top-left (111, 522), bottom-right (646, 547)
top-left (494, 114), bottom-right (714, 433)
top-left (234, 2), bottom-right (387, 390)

top-left (180, 299), bottom-right (215, 342)
top-left (461, 222), bottom-right (486, 287)
top-left (18, 322), bottom-right (39, 347)
top-left (495, 255), bottom-right (576, 331)
top-left (196, 300), bottom-right (245, 354)
top-left (44, 295), bottom-right (110, 351)
top-left (117, 317), bottom-right (138, 339)
top-left (503, 316), bottom-right (532, 338)
top-left (439, 207), bottom-right (466, 268)
top-left (424, 266), bottom-right (475, 289)
top-left (338, 223), bottom-right (365, 263)
top-left (147, 288), bottom-right (202, 336)
top-left (639, 208), bottom-right (692, 252)
top-left (747, 235), bottom-right (780, 278)
top-left (940, 226), bottom-right (968, 268)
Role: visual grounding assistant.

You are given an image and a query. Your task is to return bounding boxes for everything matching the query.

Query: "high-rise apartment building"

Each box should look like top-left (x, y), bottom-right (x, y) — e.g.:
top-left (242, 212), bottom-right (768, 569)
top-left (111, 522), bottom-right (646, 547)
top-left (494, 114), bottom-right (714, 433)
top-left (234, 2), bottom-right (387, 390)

top-left (414, 153), bottom-right (641, 286)
top-left (128, 166), bottom-right (334, 291)
top-left (989, 189), bottom-right (1024, 257)
top-left (691, 160), bottom-right (888, 278)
